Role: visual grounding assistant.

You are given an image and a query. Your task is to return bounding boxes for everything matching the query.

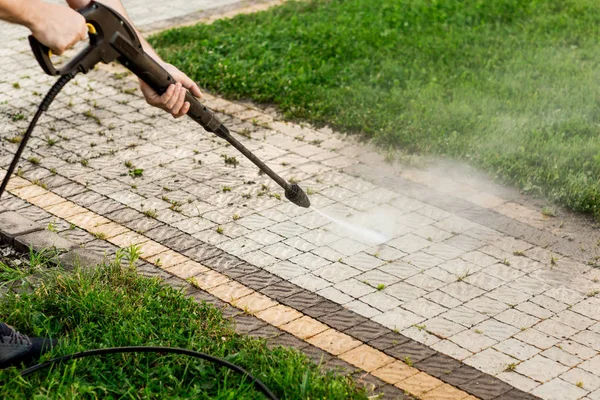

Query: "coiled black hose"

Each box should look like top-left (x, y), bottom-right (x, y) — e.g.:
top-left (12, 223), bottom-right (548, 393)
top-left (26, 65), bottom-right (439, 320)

top-left (20, 346), bottom-right (279, 400)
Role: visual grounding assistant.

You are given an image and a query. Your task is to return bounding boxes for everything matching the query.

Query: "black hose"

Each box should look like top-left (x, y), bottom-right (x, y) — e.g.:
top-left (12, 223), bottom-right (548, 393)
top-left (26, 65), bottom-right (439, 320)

top-left (0, 73), bottom-right (74, 199)
top-left (20, 346), bottom-right (279, 400)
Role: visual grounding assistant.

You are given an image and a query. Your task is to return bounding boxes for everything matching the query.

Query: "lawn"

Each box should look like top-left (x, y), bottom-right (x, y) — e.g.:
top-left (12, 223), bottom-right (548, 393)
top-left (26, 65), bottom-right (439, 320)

top-left (150, 0), bottom-right (600, 217)
top-left (0, 249), bottom-right (366, 399)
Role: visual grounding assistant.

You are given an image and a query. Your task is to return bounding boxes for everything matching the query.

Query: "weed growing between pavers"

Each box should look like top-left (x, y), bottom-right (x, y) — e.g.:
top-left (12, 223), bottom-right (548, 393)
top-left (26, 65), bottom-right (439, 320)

top-left (0, 253), bottom-right (367, 399)
top-left (151, 0), bottom-right (600, 217)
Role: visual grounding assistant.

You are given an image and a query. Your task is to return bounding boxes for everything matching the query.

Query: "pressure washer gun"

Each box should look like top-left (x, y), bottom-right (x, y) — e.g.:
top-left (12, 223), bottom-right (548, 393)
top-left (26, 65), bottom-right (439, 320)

top-left (0, 1), bottom-right (310, 208)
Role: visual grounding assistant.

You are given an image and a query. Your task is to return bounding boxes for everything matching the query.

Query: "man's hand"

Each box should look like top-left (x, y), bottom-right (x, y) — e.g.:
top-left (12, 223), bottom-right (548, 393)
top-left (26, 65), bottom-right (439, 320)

top-left (28, 3), bottom-right (88, 55)
top-left (139, 63), bottom-right (203, 119)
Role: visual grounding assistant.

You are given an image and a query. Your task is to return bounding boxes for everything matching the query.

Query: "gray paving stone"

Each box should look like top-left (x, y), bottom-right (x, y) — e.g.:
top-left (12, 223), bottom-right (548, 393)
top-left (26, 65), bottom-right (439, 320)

top-left (495, 309), bottom-right (540, 330)
top-left (425, 290), bottom-right (462, 309)
top-left (405, 273), bottom-right (446, 292)
top-left (440, 282), bottom-right (485, 302)
top-left (439, 258), bottom-right (481, 276)
top-left (379, 260), bottom-right (421, 279)
top-left (515, 301), bottom-right (554, 320)
top-left (334, 278), bottom-right (376, 298)
top-left (515, 328), bottom-right (561, 350)
top-left (288, 252), bottom-right (330, 271)
top-left (558, 341), bottom-right (597, 361)
top-left (495, 371), bottom-right (541, 393)
top-left (535, 320), bottom-right (578, 340)
top-left (450, 329), bottom-right (497, 353)
top-left (464, 272), bottom-right (505, 291)
top-left (0, 211), bottom-right (41, 244)
top-left (58, 247), bottom-right (107, 270)
top-left (342, 251), bottom-right (383, 271)
top-left (316, 286), bottom-right (353, 304)
top-left (561, 368), bottom-right (600, 392)
top-left (531, 378), bottom-right (587, 400)
top-left (441, 306), bottom-right (488, 328)
top-left (541, 346), bottom-right (582, 368)
top-left (487, 286), bottom-right (532, 306)
top-left (290, 273), bottom-right (330, 292)
top-left (530, 294), bottom-right (569, 314)
top-left (571, 297), bottom-right (600, 320)
top-left (345, 300), bottom-right (382, 318)
top-left (402, 251), bottom-right (444, 269)
top-left (14, 230), bottom-right (76, 253)
top-left (372, 308), bottom-right (424, 331)
top-left (423, 316), bottom-right (465, 338)
top-left (360, 291), bottom-right (402, 312)
top-left (263, 242), bottom-right (302, 260)
top-left (464, 347), bottom-right (517, 375)
top-left (315, 262), bottom-right (361, 283)
top-left (494, 338), bottom-right (540, 361)
top-left (358, 270), bottom-right (400, 288)
top-left (387, 233), bottom-right (431, 253)
top-left (423, 242), bottom-right (464, 261)
top-left (571, 330), bottom-right (600, 352)
top-left (385, 282), bottom-right (427, 302)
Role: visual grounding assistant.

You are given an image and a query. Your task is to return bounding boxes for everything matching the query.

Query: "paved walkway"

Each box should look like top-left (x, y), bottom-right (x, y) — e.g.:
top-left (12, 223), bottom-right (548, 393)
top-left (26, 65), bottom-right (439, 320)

top-left (2, 2), bottom-right (600, 400)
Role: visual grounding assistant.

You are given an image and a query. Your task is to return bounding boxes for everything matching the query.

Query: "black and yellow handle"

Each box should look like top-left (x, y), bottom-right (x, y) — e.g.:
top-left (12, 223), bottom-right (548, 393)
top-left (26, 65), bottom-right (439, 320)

top-left (28, 23), bottom-right (98, 76)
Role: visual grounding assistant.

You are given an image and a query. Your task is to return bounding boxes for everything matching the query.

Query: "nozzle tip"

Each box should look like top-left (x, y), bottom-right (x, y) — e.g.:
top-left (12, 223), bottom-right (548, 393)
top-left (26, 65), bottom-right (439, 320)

top-left (285, 184), bottom-right (311, 208)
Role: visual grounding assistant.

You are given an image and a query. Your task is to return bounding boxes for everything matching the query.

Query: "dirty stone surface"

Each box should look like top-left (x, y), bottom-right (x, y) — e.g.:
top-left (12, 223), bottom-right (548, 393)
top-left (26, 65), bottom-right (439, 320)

top-left (1, 2), bottom-right (600, 400)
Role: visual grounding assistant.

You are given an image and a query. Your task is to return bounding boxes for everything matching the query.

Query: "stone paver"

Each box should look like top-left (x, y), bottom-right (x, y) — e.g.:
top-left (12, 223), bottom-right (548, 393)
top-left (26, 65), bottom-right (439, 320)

top-left (2, 1), bottom-right (600, 399)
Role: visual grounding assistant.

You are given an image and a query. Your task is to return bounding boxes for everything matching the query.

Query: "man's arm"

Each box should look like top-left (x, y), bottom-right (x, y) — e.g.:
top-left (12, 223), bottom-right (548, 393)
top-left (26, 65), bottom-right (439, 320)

top-left (66, 0), bottom-right (202, 119)
top-left (0, 0), bottom-right (88, 55)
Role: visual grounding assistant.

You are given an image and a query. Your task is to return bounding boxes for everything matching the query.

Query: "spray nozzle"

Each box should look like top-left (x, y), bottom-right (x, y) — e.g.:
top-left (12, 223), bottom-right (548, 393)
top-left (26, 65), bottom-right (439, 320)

top-left (285, 184), bottom-right (311, 208)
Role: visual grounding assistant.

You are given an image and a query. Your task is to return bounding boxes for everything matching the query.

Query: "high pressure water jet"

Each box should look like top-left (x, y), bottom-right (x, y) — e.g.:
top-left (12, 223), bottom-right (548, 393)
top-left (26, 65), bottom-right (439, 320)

top-left (0, 1), bottom-right (310, 210)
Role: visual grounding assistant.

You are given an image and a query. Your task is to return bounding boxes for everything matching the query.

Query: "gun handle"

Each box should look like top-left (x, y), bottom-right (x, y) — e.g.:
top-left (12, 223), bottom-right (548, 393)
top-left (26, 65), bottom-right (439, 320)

top-left (111, 32), bottom-right (222, 133)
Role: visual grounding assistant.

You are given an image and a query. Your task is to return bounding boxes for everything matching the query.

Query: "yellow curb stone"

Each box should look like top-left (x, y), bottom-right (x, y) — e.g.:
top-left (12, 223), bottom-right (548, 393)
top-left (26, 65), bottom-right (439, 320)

top-left (421, 383), bottom-right (470, 400)
top-left (189, 270), bottom-right (230, 290)
top-left (28, 192), bottom-right (66, 208)
top-left (371, 360), bottom-right (420, 384)
top-left (395, 372), bottom-right (444, 397)
top-left (145, 249), bottom-right (189, 269)
top-left (165, 260), bottom-right (209, 279)
top-left (306, 329), bottom-right (362, 355)
top-left (255, 304), bottom-right (303, 327)
top-left (5, 176), bottom-right (31, 190)
top-left (234, 292), bottom-right (278, 314)
top-left (67, 211), bottom-right (111, 231)
top-left (91, 222), bottom-right (129, 239)
top-left (11, 185), bottom-right (47, 200)
top-left (208, 280), bottom-right (254, 303)
top-left (107, 231), bottom-right (149, 248)
top-left (45, 202), bottom-right (88, 219)
top-left (339, 344), bottom-right (395, 372)
top-left (138, 240), bottom-right (170, 259)
top-left (280, 316), bottom-right (329, 340)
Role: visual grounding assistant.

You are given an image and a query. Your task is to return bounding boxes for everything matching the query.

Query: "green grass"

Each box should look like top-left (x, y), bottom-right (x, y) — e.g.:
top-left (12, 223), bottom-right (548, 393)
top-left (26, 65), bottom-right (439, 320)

top-left (150, 0), bottom-right (600, 217)
top-left (0, 253), bottom-right (366, 399)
